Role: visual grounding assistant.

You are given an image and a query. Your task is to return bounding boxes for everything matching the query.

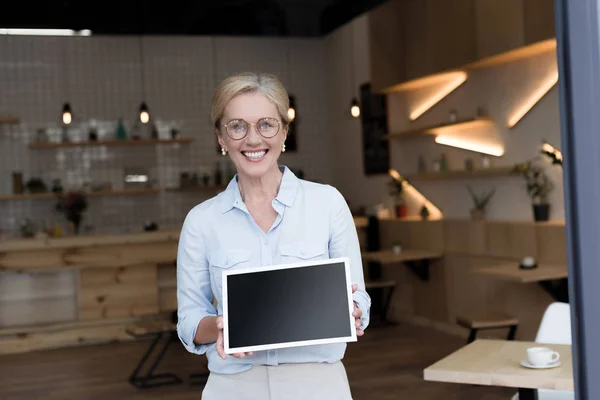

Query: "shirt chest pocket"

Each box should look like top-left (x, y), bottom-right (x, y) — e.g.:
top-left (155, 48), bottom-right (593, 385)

top-left (280, 241), bottom-right (326, 264)
top-left (209, 250), bottom-right (252, 290)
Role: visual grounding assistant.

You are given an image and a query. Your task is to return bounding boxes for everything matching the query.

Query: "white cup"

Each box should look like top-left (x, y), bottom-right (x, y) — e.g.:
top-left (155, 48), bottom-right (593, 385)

top-left (527, 347), bottom-right (560, 366)
top-left (522, 256), bottom-right (535, 267)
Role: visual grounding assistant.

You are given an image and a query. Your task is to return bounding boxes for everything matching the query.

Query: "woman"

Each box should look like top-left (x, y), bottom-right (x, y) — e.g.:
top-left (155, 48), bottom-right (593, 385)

top-left (177, 72), bottom-right (371, 399)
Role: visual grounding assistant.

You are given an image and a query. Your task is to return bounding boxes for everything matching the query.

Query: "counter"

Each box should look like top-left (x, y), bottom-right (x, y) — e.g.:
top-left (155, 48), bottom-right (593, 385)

top-left (0, 217), bottom-right (368, 354)
top-left (0, 229), bottom-right (180, 354)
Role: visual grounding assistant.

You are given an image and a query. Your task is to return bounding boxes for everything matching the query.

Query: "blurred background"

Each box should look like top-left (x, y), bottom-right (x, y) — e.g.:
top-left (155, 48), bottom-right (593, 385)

top-left (0, 1), bottom-right (569, 399)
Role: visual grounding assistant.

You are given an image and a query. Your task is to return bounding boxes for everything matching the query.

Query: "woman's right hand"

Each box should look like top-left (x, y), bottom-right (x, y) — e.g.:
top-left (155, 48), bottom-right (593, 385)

top-left (215, 316), bottom-right (255, 360)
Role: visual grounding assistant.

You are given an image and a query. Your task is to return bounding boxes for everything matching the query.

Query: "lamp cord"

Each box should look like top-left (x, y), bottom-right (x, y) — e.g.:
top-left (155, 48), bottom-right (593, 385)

top-left (138, 35), bottom-right (146, 101)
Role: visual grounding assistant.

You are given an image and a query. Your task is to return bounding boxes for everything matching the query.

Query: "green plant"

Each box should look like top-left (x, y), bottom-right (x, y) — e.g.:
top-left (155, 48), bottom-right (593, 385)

top-left (467, 186), bottom-right (496, 211)
top-left (512, 158), bottom-right (554, 204)
top-left (420, 205), bottom-right (430, 219)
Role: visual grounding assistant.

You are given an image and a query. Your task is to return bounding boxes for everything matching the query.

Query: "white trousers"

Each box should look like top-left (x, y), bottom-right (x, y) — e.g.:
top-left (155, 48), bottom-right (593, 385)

top-left (201, 361), bottom-right (353, 400)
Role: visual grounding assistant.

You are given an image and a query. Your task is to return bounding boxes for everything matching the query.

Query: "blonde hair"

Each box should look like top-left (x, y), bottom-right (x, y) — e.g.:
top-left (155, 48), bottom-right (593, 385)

top-left (211, 72), bottom-right (290, 131)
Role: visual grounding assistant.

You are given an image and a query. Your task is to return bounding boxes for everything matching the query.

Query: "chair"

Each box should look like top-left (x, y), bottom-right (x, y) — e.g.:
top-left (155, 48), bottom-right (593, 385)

top-left (511, 302), bottom-right (573, 400)
top-left (365, 280), bottom-right (396, 323)
top-left (535, 303), bottom-right (572, 345)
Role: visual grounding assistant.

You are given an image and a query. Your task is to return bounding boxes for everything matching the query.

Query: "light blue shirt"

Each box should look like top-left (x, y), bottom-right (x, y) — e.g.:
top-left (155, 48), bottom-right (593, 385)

top-left (176, 165), bottom-right (371, 374)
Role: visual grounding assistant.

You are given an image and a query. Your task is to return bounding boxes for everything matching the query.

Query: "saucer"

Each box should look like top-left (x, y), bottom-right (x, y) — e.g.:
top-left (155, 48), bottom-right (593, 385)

top-left (520, 360), bottom-right (561, 369)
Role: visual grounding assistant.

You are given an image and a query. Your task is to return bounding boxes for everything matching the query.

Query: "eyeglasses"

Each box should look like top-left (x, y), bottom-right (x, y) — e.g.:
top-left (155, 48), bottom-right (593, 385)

top-left (221, 117), bottom-right (281, 140)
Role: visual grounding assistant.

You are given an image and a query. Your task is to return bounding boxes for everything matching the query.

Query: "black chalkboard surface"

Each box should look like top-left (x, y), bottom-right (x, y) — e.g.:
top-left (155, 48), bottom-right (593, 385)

top-left (222, 257), bottom-right (356, 354)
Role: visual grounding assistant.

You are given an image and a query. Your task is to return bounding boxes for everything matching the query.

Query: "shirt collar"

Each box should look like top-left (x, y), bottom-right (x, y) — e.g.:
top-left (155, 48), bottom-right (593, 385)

top-left (219, 165), bottom-right (299, 213)
top-left (276, 166), bottom-right (298, 207)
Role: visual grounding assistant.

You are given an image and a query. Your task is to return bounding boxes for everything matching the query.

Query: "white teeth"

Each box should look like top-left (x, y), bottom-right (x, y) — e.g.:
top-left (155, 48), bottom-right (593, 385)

top-left (243, 150), bottom-right (266, 159)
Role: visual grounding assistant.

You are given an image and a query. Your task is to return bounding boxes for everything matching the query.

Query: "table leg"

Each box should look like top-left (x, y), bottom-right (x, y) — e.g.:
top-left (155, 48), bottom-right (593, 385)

top-left (129, 331), bottom-right (183, 389)
top-left (382, 285), bottom-right (395, 322)
top-left (538, 278), bottom-right (569, 303)
top-left (518, 388), bottom-right (538, 400)
top-left (404, 260), bottom-right (430, 281)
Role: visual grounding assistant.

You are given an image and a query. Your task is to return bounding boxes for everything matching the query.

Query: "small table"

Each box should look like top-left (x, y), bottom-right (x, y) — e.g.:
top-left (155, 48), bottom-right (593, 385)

top-left (475, 264), bottom-right (569, 302)
top-left (361, 249), bottom-right (443, 281)
top-left (126, 320), bottom-right (182, 389)
top-left (126, 318), bottom-right (210, 389)
top-left (424, 339), bottom-right (573, 400)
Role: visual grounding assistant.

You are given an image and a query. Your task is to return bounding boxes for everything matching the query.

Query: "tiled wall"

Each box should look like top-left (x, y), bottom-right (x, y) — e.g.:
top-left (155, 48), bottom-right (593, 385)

top-left (325, 15), bottom-right (390, 214)
top-left (0, 35), bottom-right (329, 237)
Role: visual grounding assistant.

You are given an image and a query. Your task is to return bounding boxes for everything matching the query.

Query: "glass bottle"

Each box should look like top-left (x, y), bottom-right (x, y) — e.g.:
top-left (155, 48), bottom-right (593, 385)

top-left (116, 118), bottom-right (127, 140)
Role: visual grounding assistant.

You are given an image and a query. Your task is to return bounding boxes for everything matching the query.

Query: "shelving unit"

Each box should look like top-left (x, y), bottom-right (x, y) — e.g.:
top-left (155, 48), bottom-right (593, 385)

top-left (29, 137), bottom-right (193, 149)
top-left (405, 167), bottom-right (516, 182)
top-left (0, 188), bottom-right (160, 201)
top-left (385, 117), bottom-right (494, 141)
top-left (165, 185), bottom-right (227, 193)
top-left (0, 116), bottom-right (20, 125)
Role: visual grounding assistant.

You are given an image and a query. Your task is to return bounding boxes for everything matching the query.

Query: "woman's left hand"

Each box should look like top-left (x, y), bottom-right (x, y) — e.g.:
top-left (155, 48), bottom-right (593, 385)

top-left (351, 284), bottom-right (364, 337)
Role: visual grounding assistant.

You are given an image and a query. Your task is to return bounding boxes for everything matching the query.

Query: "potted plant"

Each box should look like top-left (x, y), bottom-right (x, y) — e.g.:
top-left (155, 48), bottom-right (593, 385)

top-left (467, 186), bottom-right (495, 220)
top-left (420, 204), bottom-right (430, 220)
top-left (387, 176), bottom-right (407, 218)
top-left (512, 158), bottom-right (554, 221)
top-left (55, 191), bottom-right (88, 234)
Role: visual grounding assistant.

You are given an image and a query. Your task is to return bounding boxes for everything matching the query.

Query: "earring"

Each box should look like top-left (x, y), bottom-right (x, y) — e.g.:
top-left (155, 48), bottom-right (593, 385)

top-left (221, 147), bottom-right (227, 156)
top-left (282, 143), bottom-right (286, 153)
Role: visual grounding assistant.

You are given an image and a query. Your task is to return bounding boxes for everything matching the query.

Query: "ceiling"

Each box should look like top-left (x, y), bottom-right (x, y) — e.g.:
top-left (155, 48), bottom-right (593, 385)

top-left (0, 0), bottom-right (388, 37)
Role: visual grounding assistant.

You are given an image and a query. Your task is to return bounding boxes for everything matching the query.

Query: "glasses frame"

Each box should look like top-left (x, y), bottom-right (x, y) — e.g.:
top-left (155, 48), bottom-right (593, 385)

top-left (221, 117), bottom-right (282, 140)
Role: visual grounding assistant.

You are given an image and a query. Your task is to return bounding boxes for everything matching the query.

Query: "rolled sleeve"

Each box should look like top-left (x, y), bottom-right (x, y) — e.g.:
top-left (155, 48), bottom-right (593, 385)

top-left (352, 292), bottom-right (371, 331)
top-left (176, 208), bottom-right (217, 355)
top-left (328, 187), bottom-right (371, 331)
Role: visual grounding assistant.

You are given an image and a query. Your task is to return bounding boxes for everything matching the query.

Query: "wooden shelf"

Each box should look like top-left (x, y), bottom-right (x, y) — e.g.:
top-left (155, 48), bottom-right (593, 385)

top-left (353, 216), bottom-right (368, 229)
top-left (165, 185), bottom-right (227, 192)
top-left (0, 116), bottom-right (19, 125)
top-left (385, 117), bottom-right (494, 141)
top-left (475, 263), bottom-right (568, 284)
top-left (380, 216), bottom-right (437, 222)
top-left (0, 192), bottom-right (56, 201)
top-left (158, 279), bottom-right (177, 289)
top-left (362, 249), bottom-right (443, 265)
top-left (466, 38), bottom-right (557, 70)
top-left (405, 167), bottom-right (516, 182)
top-left (0, 188), bottom-right (159, 201)
top-left (87, 188), bottom-right (160, 197)
top-left (29, 137), bottom-right (193, 149)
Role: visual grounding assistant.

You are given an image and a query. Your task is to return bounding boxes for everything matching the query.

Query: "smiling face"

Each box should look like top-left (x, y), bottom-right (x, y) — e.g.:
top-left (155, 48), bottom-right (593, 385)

top-left (217, 92), bottom-right (287, 179)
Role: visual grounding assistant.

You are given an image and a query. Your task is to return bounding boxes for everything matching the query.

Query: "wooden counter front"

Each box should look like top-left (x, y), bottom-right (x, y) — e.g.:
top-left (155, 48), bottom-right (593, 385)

top-left (0, 229), bottom-right (180, 252)
top-left (0, 217), bottom-right (367, 354)
top-left (0, 233), bottom-right (180, 267)
top-left (0, 229), bottom-right (180, 354)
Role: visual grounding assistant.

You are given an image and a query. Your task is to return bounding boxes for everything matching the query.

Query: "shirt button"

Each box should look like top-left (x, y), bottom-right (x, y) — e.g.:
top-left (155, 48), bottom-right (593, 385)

top-left (269, 351), bottom-right (275, 357)
top-left (263, 239), bottom-right (268, 245)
